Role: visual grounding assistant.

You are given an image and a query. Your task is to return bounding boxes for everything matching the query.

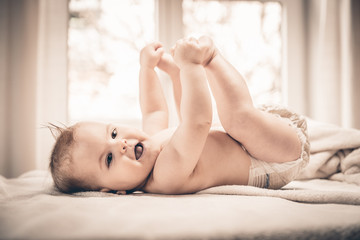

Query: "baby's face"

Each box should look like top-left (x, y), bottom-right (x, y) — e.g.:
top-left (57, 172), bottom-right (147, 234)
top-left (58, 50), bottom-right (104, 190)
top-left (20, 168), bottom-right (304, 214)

top-left (71, 122), bottom-right (160, 192)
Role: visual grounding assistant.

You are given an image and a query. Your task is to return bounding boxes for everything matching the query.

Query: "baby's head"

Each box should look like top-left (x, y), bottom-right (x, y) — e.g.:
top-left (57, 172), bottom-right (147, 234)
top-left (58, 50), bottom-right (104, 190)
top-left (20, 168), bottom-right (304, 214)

top-left (48, 122), bottom-right (159, 194)
top-left (48, 124), bottom-right (80, 193)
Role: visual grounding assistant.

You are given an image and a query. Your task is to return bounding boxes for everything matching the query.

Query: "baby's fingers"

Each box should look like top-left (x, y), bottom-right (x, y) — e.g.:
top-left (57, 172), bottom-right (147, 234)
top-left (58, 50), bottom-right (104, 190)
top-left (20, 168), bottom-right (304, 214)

top-left (150, 42), bottom-right (164, 56)
top-left (151, 41), bottom-right (163, 50)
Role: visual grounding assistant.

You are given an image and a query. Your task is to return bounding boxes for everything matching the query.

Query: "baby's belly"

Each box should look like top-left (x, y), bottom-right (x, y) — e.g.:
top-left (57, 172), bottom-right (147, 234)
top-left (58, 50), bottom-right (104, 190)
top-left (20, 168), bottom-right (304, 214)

top-left (179, 130), bottom-right (251, 193)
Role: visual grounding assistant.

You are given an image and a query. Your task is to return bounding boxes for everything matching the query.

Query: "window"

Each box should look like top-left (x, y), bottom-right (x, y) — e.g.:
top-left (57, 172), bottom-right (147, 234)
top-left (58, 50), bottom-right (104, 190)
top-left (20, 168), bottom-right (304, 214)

top-left (68, 0), bottom-right (155, 126)
top-left (183, 0), bottom-right (283, 106)
top-left (68, 0), bottom-right (283, 126)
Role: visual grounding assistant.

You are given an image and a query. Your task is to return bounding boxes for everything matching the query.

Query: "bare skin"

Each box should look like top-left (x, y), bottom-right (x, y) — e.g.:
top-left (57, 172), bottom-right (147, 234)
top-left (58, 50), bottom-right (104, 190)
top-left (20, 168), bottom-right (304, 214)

top-left (71, 37), bottom-right (301, 195)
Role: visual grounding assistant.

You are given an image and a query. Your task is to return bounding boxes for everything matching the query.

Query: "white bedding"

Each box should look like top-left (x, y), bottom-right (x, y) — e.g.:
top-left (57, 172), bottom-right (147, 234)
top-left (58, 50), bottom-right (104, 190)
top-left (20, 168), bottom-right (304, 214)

top-left (1, 170), bottom-right (360, 239)
top-left (1, 119), bottom-right (360, 239)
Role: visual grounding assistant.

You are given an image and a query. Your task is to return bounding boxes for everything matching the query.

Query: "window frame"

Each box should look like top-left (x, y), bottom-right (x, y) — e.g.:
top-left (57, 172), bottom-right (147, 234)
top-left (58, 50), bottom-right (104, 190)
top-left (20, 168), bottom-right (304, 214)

top-left (38, 0), bottom-right (306, 168)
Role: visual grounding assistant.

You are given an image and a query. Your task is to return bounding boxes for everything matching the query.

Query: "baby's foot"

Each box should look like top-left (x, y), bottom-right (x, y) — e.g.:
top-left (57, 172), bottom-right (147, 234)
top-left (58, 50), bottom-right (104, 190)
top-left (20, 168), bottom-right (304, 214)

top-left (198, 36), bottom-right (218, 66)
top-left (157, 53), bottom-right (180, 77)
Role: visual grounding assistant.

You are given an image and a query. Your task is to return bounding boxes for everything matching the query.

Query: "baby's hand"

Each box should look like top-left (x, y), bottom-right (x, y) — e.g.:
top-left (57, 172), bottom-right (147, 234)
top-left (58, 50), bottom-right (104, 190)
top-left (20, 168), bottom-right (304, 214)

top-left (140, 42), bottom-right (164, 69)
top-left (171, 36), bottom-right (217, 68)
top-left (171, 37), bottom-right (203, 68)
top-left (157, 53), bottom-right (179, 77)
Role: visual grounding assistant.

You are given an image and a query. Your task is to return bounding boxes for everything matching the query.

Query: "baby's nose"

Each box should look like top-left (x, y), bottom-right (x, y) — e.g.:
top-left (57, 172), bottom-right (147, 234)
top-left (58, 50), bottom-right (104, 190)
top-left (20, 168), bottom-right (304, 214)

top-left (117, 139), bottom-right (127, 153)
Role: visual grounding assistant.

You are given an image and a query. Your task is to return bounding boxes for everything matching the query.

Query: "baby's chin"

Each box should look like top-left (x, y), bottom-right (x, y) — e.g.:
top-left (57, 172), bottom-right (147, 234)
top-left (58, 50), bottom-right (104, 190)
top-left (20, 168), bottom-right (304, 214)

top-left (142, 140), bottom-right (161, 165)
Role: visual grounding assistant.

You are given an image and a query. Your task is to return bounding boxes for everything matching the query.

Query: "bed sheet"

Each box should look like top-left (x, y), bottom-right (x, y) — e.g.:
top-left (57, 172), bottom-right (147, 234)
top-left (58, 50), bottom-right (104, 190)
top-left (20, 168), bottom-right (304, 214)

top-left (1, 170), bottom-right (360, 240)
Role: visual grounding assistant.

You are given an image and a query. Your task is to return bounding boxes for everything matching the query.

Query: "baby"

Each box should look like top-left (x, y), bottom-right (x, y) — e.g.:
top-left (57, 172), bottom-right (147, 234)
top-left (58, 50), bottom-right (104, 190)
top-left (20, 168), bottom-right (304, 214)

top-left (49, 36), bottom-right (310, 195)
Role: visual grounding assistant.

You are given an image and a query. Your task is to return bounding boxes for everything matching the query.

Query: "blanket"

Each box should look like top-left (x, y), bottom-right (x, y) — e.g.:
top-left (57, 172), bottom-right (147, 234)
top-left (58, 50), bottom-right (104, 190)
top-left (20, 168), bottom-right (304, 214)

top-left (297, 118), bottom-right (360, 185)
top-left (199, 179), bottom-right (360, 205)
top-left (199, 118), bottom-right (360, 204)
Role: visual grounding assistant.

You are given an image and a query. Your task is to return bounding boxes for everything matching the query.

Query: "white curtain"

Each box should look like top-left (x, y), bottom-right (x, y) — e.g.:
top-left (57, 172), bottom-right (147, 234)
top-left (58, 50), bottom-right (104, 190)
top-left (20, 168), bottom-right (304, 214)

top-left (304, 0), bottom-right (360, 129)
top-left (0, 0), bottom-right (68, 178)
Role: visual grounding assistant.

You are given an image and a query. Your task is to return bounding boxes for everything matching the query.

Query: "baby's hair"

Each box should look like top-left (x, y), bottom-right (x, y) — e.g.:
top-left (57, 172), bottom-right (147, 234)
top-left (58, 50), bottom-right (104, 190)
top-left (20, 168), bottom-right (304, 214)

top-left (47, 123), bottom-right (88, 193)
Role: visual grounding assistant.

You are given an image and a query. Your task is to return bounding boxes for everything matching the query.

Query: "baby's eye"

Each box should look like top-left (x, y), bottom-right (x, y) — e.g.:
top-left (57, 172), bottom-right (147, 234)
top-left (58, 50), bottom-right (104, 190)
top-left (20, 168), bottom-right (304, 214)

top-left (111, 128), bottom-right (117, 139)
top-left (106, 153), bottom-right (113, 168)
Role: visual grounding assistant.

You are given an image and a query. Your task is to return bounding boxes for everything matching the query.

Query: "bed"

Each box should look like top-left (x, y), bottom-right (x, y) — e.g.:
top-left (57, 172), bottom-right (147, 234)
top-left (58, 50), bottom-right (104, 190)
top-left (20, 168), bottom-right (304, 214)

top-left (1, 118), bottom-right (360, 240)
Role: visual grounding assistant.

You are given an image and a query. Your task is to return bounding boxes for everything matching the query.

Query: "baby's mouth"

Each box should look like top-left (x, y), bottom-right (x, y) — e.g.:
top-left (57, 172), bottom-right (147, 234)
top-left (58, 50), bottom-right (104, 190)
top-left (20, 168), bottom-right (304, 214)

top-left (134, 143), bottom-right (143, 160)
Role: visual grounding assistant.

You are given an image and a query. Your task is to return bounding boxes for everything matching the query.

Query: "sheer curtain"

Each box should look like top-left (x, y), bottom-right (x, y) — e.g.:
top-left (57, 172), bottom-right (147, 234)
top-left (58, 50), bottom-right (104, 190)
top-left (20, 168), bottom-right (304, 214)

top-left (0, 0), bottom-right (68, 178)
top-left (303, 0), bottom-right (360, 129)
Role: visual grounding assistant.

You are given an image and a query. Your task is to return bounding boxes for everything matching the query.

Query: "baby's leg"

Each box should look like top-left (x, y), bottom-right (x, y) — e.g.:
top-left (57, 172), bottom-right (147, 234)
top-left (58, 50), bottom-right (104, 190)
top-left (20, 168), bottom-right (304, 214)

top-left (205, 52), bottom-right (301, 163)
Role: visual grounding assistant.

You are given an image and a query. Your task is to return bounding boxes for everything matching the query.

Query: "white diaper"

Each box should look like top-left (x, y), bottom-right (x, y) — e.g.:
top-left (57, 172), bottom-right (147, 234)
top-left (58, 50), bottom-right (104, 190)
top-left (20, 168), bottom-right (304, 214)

top-left (247, 105), bottom-right (310, 189)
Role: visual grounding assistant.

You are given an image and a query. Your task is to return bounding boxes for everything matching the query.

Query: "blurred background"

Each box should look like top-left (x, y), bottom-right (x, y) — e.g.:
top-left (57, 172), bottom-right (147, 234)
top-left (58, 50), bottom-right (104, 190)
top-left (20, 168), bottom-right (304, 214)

top-left (0, 0), bottom-right (359, 178)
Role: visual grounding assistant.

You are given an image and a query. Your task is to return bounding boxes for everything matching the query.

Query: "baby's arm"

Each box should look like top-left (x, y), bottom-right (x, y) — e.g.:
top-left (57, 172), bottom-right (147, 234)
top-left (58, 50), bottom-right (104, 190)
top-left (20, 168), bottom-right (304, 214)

top-left (139, 42), bottom-right (168, 135)
top-left (156, 38), bottom-right (215, 123)
top-left (157, 53), bottom-right (182, 121)
top-left (153, 38), bottom-right (212, 193)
